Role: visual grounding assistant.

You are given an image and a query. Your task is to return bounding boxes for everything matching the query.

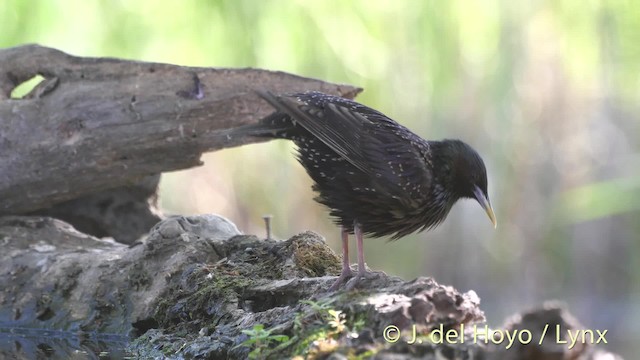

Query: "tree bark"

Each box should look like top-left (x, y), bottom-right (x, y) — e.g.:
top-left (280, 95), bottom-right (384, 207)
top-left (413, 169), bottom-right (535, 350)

top-left (0, 44), bottom-right (361, 215)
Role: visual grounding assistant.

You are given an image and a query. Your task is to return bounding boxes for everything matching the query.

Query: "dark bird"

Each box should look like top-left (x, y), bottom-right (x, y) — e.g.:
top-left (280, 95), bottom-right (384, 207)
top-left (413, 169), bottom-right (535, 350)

top-left (249, 91), bottom-right (496, 290)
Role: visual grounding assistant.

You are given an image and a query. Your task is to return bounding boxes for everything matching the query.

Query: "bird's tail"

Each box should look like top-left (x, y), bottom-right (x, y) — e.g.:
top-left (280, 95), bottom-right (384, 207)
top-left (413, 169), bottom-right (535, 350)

top-left (211, 111), bottom-right (296, 150)
top-left (224, 111), bottom-right (294, 139)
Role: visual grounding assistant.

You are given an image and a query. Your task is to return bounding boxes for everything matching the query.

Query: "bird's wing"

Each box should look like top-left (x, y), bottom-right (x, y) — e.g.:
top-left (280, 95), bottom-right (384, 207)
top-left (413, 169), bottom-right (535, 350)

top-left (258, 91), bottom-right (368, 168)
top-left (258, 91), bottom-right (431, 198)
top-left (359, 121), bottom-right (433, 199)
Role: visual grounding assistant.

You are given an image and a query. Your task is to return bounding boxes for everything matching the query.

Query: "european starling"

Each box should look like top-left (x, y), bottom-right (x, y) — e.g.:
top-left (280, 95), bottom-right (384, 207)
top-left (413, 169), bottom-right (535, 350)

top-left (251, 91), bottom-right (496, 289)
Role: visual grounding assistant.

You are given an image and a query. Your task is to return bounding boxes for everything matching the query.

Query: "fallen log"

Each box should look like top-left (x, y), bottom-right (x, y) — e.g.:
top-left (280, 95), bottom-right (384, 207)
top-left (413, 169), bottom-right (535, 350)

top-left (0, 44), bottom-right (359, 243)
top-left (0, 44), bottom-right (360, 215)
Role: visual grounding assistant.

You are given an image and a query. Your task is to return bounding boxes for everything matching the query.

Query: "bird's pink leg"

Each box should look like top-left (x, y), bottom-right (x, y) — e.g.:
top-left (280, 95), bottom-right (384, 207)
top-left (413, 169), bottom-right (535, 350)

top-left (328, 227), bottom-right (352, 291)
top-left (355, 221), bottom-right (367, 276)
top-left (342, 221), bottom-right (371, 290)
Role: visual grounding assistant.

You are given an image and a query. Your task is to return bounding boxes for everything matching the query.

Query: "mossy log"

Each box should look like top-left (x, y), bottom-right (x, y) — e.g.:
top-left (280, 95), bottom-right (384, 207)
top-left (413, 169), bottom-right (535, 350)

top-left (0, 215), bottom-right (621, 359)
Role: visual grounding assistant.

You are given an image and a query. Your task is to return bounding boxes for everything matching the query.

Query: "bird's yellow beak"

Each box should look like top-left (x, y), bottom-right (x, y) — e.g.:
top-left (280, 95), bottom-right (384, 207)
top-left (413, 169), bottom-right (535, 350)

top-left (473, 186), bottom-right (497, 228)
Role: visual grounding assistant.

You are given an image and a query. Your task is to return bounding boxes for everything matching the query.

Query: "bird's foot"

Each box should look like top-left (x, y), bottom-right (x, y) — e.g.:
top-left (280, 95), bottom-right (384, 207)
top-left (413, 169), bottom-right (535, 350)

top-left (345, 270), bottom-right (384, 290)
top-left (327, 267), bottom-right (353, 292)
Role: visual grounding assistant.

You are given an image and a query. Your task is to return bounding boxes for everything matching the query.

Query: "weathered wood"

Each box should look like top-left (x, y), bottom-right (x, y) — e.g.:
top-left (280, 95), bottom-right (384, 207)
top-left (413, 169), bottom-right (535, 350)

top-left (27, 174), bottom-right (162, 244)
top-left (0, 44), bottom-right (361, 214)
top-left (0, 215), bottom-right (621, 359)
top-left (0, 215), bottom-right (242, 335)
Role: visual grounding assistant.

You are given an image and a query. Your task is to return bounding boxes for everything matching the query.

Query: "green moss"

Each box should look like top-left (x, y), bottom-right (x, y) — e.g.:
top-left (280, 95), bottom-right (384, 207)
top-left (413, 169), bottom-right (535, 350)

top-left (153, 265), bottom-right (259, 335)
top-left (290, 235), bottom-right (341, 277)
top-left (257, 299), bottom-right (381, 359)
top-left (236, 324), bottom-right (291, 359)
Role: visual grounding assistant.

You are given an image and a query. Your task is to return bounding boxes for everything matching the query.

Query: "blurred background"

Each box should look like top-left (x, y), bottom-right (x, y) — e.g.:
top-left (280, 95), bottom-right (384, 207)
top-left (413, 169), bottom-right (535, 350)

top-left (2, 0), bottom-right (638, 356)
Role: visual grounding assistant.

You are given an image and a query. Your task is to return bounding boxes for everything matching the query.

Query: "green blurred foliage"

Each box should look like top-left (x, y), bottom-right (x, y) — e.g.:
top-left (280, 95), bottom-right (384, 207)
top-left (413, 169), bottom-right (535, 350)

top-left (2, 0), bottom-right (639, 356)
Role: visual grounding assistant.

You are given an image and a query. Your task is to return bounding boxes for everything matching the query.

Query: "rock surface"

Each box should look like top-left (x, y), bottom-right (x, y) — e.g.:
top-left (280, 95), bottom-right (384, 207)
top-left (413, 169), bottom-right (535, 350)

top-left (0, 215), bottom-right (622, 359)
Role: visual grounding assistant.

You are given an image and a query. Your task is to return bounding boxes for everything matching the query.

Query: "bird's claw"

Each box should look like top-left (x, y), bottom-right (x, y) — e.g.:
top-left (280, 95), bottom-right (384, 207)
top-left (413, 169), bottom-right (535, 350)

top-left (327, 268), bottom-right (353, 292)
top-left (344, 270), bottom-right (385, 290)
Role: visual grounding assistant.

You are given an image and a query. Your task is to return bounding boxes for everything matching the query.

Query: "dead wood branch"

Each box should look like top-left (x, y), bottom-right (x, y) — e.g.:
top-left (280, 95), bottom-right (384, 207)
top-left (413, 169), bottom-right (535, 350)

top-left (0, 44), bottom-right (361, 215)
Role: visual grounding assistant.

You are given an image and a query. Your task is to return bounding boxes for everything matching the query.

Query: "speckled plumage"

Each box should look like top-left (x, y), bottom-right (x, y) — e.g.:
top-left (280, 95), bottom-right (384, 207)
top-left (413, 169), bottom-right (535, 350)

top-left (249, 91), bottom-right (495, 290)
top-left (255, 91), bottom-right (492, 240)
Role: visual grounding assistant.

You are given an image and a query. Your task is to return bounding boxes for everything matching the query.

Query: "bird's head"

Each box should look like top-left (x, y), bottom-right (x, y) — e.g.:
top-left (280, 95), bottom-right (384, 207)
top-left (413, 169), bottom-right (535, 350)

top-left (440, 140), bottom-right (497, 228)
